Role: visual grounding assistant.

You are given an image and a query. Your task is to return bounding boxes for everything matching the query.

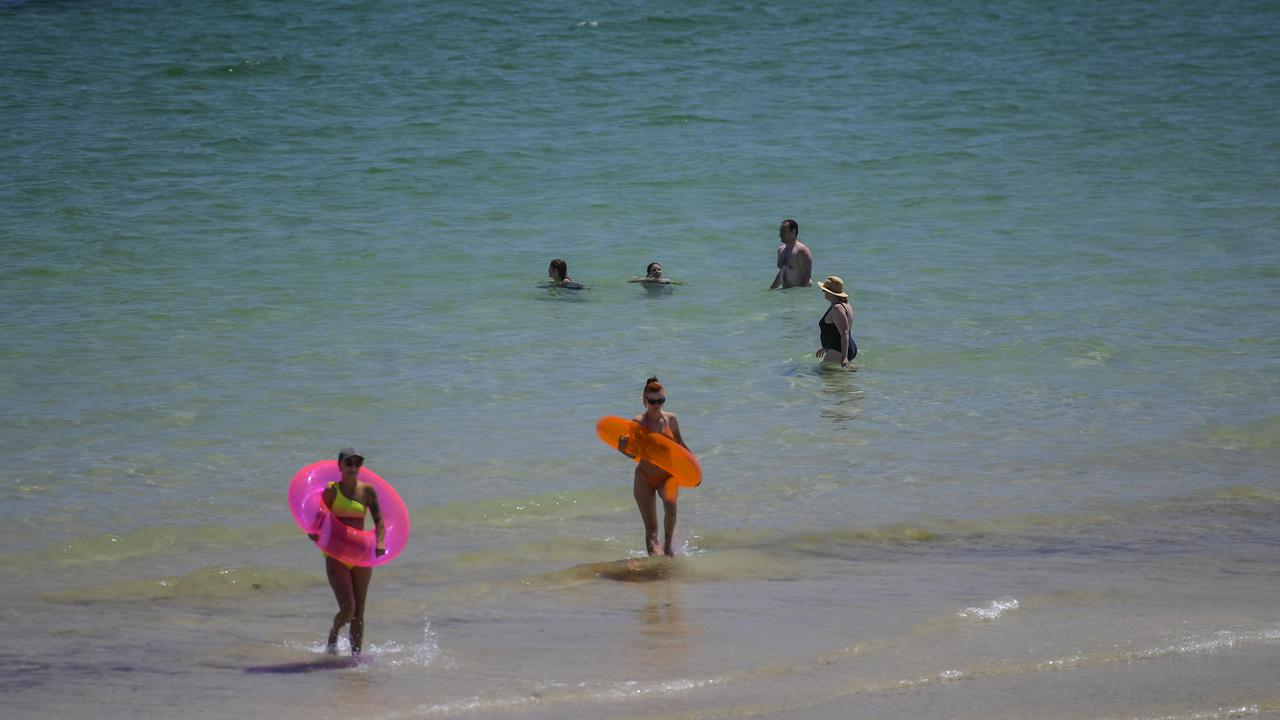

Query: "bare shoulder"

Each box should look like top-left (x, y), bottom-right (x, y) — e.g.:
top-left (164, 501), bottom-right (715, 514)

top-left (797, 241), bottom-right (814, 257)
top-left (666, 412), bottom-right (687, 445)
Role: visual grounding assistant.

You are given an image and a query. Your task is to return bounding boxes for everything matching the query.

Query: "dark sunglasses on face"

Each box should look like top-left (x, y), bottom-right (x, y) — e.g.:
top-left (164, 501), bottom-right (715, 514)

top-left (343, 459), bottom-right (363, 468)
top-left (646, 397), bottom-right (666, 405)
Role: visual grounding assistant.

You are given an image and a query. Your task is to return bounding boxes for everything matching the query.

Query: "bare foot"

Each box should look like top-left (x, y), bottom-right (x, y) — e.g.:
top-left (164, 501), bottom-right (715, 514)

top-left (645, 534), bottom-right (660, 556)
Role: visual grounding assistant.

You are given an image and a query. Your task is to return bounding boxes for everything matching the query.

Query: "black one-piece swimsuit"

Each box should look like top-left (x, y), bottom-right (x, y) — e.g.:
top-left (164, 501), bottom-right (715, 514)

top-left (819, 304), bottom-right (857, 360)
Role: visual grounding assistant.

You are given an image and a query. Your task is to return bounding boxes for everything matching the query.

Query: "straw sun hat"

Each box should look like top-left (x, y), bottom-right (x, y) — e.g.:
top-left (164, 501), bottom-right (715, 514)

top-left (818, 275), bottom-right (848, 300)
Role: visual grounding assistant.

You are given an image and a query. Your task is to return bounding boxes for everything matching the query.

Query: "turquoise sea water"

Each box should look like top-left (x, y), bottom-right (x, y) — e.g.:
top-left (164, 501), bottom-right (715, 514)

top-left (3, 1), bottom-right (1279, 718)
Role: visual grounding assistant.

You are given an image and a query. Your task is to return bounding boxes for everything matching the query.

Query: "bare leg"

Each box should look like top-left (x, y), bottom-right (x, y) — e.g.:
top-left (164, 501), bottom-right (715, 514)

top-left (324, 556), bottom-right (355, 653)
top-left (662, 499), bottom-right (678, 557)
top-left (349, 566), bottom-right (373, 655)
top-left (633, 471), bottom-right (660, 556)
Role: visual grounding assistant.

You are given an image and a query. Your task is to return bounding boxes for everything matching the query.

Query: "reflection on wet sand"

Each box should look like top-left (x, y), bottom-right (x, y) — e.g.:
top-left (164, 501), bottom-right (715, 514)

top-left (330, 663), bottom-right (375, 707)
top-left (820, 367), bottom-right (864, 426)
top-left (632, 576), bottom-right (698, 678)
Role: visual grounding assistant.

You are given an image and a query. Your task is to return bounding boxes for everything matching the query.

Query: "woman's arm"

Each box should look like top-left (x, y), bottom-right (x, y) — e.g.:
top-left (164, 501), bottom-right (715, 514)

top-left (668, 413), bottom-right (689, 450)
top-left (618, 414), bottom-right (647, 456)
top-left (308, 485), bottom-right (336, 539)
top-left (836, 306), bottom-right (852, 367)
top-left (365, 486), bottom-right (386, 556)
top-left (363, 486), bottom-right (386, 554)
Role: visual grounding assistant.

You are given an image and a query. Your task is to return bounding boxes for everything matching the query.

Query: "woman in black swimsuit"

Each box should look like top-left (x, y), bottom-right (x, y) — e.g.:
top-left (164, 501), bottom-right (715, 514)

top-left (816, 275), bottom-right (856, 368)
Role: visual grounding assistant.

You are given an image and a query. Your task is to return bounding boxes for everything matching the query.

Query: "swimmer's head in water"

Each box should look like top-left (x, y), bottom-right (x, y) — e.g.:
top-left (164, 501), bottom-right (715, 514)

top-left (548, 258), bottom-right (568, 282)
top-left (646, 262), bottom-right (662, 278)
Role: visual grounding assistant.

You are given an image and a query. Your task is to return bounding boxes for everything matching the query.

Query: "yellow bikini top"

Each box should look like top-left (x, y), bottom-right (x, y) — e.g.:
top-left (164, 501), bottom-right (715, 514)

top-left (327, 482), bottom-right (366, 519)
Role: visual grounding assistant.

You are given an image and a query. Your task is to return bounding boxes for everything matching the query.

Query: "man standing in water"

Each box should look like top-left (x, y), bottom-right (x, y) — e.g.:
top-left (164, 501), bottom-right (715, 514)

top-left (769, 218), bottom-right (813, 289)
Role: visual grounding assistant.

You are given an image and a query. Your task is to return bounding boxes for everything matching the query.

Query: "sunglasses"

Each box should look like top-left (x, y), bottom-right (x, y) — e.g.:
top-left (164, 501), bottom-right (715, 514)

top-left (343, 459), bottom-right (363, 468)
top-left (646, 397), bottom-right (666, 405)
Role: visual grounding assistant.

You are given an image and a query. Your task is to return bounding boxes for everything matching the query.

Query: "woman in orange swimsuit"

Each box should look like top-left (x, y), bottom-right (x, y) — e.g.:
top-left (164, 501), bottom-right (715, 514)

top-left (629, 377), bottom-right (690, 556)
top-left (307, 447), bottom-right (385, 655)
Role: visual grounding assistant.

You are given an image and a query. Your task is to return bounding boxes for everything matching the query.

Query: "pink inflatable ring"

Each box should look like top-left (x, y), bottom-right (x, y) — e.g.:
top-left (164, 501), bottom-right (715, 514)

top-left (288, 460), bottom-right (411, 567)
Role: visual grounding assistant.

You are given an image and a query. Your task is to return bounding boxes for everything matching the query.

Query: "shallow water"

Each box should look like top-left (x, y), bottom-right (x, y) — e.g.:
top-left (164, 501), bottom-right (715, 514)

top-left (3, 0), bottom-right (1279, 718)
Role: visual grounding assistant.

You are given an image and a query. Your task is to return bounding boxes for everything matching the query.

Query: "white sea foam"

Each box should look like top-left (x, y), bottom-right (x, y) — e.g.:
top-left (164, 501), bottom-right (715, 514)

top-left (957, 596), bottom-right (1020, 621)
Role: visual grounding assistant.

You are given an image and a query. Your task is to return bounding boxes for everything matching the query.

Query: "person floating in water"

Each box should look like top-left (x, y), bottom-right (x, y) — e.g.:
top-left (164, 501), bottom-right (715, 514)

top-left (307, 448), bottom-right (385, 655)
top-left (628, 261), bottom-right (684, 285)
top-left (770, 218), bottom-right (813, 289)
top-left (620, 377), bottom-right (689, 557)
top-left (547, 258), bottom-right (584, 289)
top-left (816, 275), bottom-right (857, 368)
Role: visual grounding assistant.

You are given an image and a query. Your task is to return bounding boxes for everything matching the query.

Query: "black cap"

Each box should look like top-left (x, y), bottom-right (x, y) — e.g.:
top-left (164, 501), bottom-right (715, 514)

top-left (337, 447), bottom-right (365, 464)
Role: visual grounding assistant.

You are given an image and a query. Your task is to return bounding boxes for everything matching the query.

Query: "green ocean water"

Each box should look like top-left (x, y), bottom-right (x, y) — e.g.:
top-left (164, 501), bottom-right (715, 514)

top-left (3, 1), bottom-right (1279, 718)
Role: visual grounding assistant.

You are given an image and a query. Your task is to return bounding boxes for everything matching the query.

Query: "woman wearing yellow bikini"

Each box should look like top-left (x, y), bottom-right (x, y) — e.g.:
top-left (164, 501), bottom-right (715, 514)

top-left (307, 448), bottom-right (385, 655)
